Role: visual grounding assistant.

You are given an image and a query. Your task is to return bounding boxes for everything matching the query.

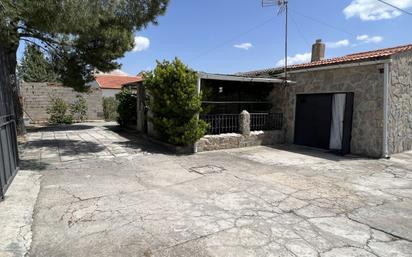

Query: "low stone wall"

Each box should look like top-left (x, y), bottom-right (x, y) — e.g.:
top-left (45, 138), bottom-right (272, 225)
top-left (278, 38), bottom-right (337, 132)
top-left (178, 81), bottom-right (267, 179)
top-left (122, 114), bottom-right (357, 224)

top-left (196, 130), bottom-right (284, 152)
top-left (21, 82), bottom-right (104, 123)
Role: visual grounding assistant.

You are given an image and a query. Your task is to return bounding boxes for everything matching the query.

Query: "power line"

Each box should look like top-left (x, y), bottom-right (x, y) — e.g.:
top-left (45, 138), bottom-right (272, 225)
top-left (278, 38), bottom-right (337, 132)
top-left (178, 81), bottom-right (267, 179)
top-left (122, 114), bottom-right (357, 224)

top-left (290, 12), bottom-right (310, 46)
top-left (290, 9), bottom-right (356, 37)
top-left (188, 16), bottom-right (277, 63)
top-left (376, 0), bottom-right (412, 17)
top-left (190, 2), bottom-right (402, 64)
top-left (262, 0), bottom-right (288, 83)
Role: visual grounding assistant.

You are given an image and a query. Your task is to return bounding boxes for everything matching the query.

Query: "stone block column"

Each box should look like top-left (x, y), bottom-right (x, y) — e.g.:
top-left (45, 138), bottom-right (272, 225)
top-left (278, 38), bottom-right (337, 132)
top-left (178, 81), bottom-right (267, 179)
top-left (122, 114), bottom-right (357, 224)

top-left (239, 110), bottom-right (250, 135)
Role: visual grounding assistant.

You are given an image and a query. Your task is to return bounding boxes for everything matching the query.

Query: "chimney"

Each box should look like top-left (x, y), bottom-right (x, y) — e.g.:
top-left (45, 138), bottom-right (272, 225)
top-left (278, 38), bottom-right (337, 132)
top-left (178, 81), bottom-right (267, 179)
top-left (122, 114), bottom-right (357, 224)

top-left (311, 39), bottom-right (325, 62)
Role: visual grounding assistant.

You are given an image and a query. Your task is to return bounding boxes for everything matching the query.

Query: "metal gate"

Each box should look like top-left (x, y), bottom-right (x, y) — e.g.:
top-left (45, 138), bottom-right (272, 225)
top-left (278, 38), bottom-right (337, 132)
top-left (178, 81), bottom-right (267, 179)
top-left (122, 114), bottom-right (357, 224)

top-left (0, 82), bottom-right (19, 200)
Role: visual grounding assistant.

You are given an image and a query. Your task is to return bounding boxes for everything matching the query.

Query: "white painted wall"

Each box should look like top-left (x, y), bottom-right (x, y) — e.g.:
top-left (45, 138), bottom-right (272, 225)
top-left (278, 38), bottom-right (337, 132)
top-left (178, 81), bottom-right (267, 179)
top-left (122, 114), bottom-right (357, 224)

top-left (102, 89), bottom-right (121, 98)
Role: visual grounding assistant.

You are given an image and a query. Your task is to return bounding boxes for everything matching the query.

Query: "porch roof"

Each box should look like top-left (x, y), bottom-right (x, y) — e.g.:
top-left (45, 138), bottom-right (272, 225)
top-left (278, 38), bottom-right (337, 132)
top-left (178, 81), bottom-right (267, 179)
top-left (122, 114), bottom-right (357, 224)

top-left (198, 72), bottom-right (292, 84)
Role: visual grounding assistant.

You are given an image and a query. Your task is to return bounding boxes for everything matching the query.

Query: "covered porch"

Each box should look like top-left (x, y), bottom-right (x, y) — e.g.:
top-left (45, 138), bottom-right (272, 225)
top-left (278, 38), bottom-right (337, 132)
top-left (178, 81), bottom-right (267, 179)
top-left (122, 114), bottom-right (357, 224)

top-left (197, 73), bottom-right (287, 135)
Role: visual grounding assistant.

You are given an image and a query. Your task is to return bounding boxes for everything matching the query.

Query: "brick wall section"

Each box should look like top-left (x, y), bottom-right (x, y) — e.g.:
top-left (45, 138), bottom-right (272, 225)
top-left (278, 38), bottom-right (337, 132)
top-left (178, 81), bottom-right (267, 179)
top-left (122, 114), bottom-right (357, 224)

top-left (196, 130), bottom-right (284, 152)
top-left (21, 82), bottom-right (104, 123)
top-left (269, 64), bottom-right (385, 158)
top-left (389, 52), bottom-right (412, 154)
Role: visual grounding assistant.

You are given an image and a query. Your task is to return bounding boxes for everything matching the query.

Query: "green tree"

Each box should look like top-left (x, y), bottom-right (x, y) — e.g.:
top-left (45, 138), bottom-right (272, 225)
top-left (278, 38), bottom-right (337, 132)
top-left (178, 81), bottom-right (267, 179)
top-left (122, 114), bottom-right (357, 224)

top-left (46, 97), bottom-right (73, 124)
top-left (0, 0), bottom-right (169, 134)
top-left (70, 95), bottom-right (88, 122)
top-left (116, 89), bottom-right (137, 127)
top-left (102, 97), bottom-right (119, 121)
top-left (144, 58), bottom-right (208, 146)
top-left (18, 44), bottom-right (58, 82)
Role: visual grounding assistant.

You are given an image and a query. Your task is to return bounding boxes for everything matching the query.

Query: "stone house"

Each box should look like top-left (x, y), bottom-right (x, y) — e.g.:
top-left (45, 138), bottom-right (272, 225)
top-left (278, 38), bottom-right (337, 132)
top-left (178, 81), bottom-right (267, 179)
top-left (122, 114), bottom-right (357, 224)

top-left (133, 42), bottom-right (411, 158)
top-left (242, 40), bottom-right (412, 158)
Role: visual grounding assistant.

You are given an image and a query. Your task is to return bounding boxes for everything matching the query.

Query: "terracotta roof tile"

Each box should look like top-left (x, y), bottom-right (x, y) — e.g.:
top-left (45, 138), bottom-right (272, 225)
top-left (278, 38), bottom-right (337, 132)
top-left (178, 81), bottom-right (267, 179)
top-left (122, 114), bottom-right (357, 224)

top-left (95, 75), bottom-right (143, 89)
top-left (290, 43), bottom-right (412, 69)
top-left (241, 43), bottom-right (412, 77)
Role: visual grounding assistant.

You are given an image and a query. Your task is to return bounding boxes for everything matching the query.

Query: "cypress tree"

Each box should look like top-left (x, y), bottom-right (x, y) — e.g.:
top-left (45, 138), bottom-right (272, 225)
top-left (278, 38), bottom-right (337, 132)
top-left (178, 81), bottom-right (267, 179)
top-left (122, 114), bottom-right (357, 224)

top-left (144, 58), bottom-right (208, 146)
top-left (18, 44), bottom-right (58, 82)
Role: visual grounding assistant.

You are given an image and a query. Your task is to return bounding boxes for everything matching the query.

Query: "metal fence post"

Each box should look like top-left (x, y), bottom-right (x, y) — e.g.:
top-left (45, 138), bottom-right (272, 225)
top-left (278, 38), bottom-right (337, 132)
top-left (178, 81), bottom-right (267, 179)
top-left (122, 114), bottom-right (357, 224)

top-left (239, 110), bottom-right (250, 135)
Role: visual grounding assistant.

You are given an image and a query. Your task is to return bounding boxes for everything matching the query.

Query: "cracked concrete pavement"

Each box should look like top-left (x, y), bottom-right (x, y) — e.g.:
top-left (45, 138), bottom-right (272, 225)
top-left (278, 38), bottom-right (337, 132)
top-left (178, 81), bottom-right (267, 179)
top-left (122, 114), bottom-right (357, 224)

top-left (1, 122), bottom-right (412, 257)
top-left (0, 170), bottom-right (41, 257)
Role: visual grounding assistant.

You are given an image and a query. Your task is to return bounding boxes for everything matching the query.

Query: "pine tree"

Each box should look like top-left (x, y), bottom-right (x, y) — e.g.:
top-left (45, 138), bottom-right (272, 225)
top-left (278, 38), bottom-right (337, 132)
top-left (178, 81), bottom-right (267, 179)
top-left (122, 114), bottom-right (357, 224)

top-left (0, 0), bottom-right (169, 134)
top-left (18, 44), bottom-right (58, 82)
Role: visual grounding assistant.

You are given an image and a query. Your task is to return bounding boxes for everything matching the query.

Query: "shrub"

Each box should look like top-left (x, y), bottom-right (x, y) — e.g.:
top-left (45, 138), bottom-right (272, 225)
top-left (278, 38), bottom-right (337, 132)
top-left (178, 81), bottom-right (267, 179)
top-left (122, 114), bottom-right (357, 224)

top-left (144, 58), bottom-right (207, 146)
top-left (70, 95), bottom-right (88, 122)
top-left (47, 97), bottom-right (73, 124)
top-left (102, 97), bottom-right (119, 121)
top-left (116, 89), bottom-right (137, 127)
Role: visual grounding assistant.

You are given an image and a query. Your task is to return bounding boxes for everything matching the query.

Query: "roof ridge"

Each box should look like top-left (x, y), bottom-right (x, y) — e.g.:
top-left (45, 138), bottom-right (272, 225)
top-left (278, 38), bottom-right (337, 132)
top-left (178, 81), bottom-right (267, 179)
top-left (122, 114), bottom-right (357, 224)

top-left (95, 75), bottom-right (143, 89)
top-left (296, 43), bottom-right (412, 66)
top-left (344, 43), bottom-right (412, 57)
top-left (95, 74), bottom-right (140, 78)
top-left (239, 42), bottom-right (412, 76)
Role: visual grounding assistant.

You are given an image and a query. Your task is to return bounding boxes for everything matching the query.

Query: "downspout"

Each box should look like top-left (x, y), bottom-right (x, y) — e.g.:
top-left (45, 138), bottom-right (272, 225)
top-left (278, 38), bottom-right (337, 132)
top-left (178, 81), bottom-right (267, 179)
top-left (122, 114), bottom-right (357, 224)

top-left (383, 61), bottom-right (391, 159)
top-left (194, 76), bottom-right (202, 153)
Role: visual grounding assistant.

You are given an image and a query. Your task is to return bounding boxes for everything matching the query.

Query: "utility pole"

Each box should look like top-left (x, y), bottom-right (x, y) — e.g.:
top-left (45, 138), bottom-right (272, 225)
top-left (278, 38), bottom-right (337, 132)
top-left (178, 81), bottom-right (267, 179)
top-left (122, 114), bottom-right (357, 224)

top-left (262, 0), bottom-right (289, 85)
top-left (284, 1), bottom-right (288, 86)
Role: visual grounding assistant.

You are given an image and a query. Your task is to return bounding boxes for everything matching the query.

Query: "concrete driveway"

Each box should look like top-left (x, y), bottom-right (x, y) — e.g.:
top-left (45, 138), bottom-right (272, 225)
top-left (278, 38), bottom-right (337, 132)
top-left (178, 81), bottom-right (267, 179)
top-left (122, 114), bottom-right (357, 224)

top-left (2, 122), bottom-right (412, 257)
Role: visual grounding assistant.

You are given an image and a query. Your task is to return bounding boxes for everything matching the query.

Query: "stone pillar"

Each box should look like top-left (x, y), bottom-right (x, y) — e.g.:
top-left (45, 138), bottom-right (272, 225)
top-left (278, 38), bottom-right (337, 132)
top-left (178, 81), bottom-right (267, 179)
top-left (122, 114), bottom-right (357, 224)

top-left (239, 110), bottom-right (250, 135)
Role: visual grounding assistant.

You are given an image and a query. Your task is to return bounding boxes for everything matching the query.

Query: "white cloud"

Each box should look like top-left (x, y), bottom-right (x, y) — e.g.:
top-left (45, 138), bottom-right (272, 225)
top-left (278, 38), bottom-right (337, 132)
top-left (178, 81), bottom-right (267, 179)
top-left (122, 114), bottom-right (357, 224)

top-left (356, 34), bottom-right (383, 43)
top-left (234, 43), bottom-right (253, 50)
top-left (327, 39), bottom-right (350, 48)
top-left (344, 0), bottom-right (412, 21)
top-left (133, 36), bottom-right (150, 52)
top-left (276, 52), bottom-right (311, 67)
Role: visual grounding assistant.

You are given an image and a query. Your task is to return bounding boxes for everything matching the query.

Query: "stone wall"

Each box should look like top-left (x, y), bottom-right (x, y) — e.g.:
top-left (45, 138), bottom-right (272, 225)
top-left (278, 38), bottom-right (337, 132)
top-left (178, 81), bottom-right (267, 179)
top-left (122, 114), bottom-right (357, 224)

top-left (21, 82), bottom-right (104, 123)
top-left (389, 51), bottom-right (412, 154)
top-left (269, 64), bottom-right (385, 157)
top-left (196, 130), bottom-right (284, 152)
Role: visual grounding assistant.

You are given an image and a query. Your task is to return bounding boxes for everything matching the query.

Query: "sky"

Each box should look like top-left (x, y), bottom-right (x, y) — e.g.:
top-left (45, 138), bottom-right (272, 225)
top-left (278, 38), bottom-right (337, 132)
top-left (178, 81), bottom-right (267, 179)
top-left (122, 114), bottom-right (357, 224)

top-left (17, 0), bottom-right (412, 76)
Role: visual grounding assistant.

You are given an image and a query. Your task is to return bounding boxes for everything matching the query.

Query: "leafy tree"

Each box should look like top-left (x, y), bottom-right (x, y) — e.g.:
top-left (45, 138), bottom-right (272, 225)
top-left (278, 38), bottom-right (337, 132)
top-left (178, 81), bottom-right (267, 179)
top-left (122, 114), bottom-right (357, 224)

top-left (144, 58), bottom-right (208, 146)
top-left (70, 95), bottom-right (88, 122)
top-left (47, 95), bottom-right (88, 124)
top-left (46, 97), bottom-right (73, 124)
top-left (0, 0), bottom-right (169, 134)
top-left (18, 43), bottom-right (58, 82)
top-left (116, 89), bottom-right (137, 127)
top-left (102, 97), bottom-right (119, 121)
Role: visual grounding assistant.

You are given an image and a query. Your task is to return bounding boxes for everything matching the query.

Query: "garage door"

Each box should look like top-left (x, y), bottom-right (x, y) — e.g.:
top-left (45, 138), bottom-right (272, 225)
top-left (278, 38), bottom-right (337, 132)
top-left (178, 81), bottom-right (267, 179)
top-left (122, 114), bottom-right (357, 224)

top-left (294, 93), bottom-right (354, 154)
top-left (294, 94), bottom-right (333, 149)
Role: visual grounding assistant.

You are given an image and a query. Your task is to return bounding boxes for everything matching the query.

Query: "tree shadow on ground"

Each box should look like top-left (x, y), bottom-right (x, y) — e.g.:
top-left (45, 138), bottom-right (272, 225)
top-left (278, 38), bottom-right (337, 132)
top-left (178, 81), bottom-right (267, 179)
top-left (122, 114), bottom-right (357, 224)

top-left (104, 125), bottom-right (172, 155)
top-left (27, 124), bottom-right (96, 132)
top-left (24, 139), bottom-right (106, 155)
top-left (19, 159), bottom-right (50, 171)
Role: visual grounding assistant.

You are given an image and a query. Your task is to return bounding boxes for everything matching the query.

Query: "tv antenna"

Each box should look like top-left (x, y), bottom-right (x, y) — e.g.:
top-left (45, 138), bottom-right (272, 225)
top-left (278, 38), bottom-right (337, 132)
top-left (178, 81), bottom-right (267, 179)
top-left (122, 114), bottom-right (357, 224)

top-left (262, 0), bottom-right (289, 85)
